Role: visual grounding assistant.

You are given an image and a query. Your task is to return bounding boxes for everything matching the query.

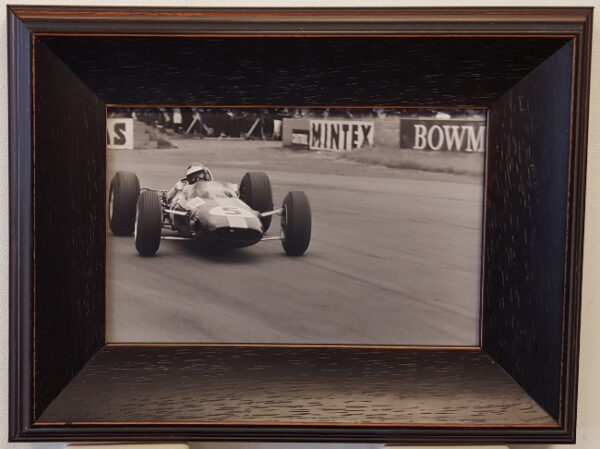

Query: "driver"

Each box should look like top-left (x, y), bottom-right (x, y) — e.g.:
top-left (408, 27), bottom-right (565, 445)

top-left (166, 163), bottom-right (211, 203)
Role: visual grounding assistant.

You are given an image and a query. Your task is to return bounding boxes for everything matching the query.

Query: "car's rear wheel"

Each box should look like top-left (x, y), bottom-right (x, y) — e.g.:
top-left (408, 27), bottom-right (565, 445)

top-left (109, 171), bottom-right (140, 235)
top-left (281, 191), bottom-right (311, 256)
top-left (239, 171), bottom-right (274, 232)
top-left (135, 191), bottom-right (162, 257)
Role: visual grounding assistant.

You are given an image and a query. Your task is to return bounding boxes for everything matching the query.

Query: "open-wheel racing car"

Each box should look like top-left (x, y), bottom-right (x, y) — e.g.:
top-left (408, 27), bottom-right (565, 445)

top-left (108, 169), bottom-right (311, 257)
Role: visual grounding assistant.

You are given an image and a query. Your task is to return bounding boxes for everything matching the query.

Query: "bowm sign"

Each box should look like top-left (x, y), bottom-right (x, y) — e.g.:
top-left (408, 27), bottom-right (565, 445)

top-left (400, 118), bottom-right (486, 152)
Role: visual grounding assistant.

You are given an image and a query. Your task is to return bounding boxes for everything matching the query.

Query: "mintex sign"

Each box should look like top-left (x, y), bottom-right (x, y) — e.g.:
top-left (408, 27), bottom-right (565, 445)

top-left (400, 118), bottom-right (486, 152)
top-left (107, 118), bottom-right (134, 150)
top-left (309, 120), bottom-right (374, 151)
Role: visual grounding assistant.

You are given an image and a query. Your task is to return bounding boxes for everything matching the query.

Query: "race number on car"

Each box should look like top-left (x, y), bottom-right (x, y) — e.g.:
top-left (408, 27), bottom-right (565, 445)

top-left (209, 206), bottom-right (255, 218)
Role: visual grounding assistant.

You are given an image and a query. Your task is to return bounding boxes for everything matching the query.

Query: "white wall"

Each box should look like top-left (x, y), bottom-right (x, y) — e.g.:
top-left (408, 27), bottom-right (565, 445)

top-left (1, 1), bottom-right (598, 448)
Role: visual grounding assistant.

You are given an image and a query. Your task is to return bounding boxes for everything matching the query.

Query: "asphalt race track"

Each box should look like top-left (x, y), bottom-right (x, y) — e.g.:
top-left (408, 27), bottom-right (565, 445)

top-left (107, 139), bottom-right (483, 346)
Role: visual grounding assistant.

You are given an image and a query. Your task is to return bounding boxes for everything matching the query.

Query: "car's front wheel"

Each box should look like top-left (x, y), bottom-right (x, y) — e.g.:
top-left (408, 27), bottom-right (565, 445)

top-left (239, 171), bottom-right (274, 232)
top-left (108, 171), bottom-right (140, 235)
top-left (281, 191), bottom-right (311, 256)
top-left (135, 191), bottom-right (162, 257)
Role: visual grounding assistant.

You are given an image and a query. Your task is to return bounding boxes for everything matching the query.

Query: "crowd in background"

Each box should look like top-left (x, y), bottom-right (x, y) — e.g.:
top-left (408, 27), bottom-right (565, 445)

top-left (108, 107), bottom-right (484, 140)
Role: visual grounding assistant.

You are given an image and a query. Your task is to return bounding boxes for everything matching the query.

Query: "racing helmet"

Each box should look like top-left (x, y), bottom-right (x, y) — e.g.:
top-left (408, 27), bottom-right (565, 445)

top-left (185, 163), bottom-right (210, 183)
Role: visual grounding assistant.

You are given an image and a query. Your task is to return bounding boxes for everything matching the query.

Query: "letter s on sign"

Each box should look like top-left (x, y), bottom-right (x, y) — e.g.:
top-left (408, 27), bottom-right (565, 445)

top-left (113, 122), bottom-right (127, 145)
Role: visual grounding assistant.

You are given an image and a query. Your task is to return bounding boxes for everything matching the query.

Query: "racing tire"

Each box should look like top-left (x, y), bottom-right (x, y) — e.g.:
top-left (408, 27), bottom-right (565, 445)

top-left (281, 191), bottom-right (311, 256)
top-left (239, 171), bottom-right (274, 232)
top-left (135, 190), bottom-right (162, 257)
top-left (109, 171), bottom-right (140, 236)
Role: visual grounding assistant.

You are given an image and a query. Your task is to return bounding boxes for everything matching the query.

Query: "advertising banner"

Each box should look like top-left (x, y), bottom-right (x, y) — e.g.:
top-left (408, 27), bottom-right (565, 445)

top-left (107, 118), bottom-right (134, 150)
top-left (291, 129), bottom-right (309, 148)
top-left (400, 118), bottom-right (486, 152)
top-left (309, 120), bottom-right (374, 151)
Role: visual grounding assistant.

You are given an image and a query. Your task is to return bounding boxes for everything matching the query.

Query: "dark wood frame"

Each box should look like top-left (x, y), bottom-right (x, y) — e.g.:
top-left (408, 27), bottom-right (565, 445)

top-left (8, 6), bottom-right (592, 444)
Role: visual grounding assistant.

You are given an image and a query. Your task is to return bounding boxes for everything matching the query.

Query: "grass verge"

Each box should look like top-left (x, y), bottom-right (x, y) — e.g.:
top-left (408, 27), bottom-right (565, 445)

top-left (339, 147), bottom-right (484, 177)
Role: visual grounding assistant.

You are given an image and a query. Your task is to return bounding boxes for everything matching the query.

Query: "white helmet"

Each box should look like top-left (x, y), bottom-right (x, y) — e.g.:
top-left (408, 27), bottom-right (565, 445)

top-left (186, 163), bottom-right (210, 183)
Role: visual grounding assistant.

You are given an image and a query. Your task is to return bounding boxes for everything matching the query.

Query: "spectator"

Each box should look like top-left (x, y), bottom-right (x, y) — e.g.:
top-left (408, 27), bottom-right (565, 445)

top-left (172, 108), bottom-right (183, 133)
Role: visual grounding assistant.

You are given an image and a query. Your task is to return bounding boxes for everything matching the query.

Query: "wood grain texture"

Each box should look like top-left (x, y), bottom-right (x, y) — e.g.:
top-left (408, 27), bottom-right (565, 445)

top-left (40, 36), bottom-right (567, 107)
top-left (8, 10), bottom-right (34, 440)
top-left (560, 10), bottom-right (593, 439)
top-left (10, 6), bottom-right (593, 36)
top-left (32, 40), bottom-right (106, 421)
top-left (484, 42), bottom-right (573, 421)
top-left (38, 346), bottom-right (554, 426)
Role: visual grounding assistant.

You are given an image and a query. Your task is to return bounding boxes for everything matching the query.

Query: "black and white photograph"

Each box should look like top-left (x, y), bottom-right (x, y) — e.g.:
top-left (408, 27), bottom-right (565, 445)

top-left (106, 107), bottom-right (486, 345)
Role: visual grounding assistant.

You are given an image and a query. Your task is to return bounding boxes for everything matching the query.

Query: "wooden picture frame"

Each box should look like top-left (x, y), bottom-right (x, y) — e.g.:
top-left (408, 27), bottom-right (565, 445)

top-left (8, 6), bottom-right (592, 444)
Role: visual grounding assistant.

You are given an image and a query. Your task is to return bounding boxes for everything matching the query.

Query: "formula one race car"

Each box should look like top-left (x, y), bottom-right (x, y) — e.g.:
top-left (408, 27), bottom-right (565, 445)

top-left (108, 170), bottom-right (311, 257)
